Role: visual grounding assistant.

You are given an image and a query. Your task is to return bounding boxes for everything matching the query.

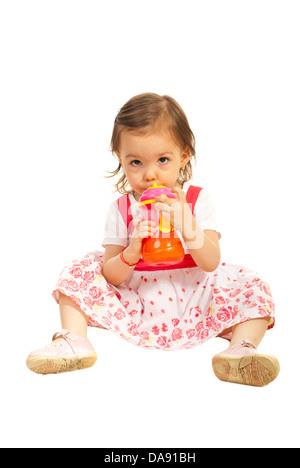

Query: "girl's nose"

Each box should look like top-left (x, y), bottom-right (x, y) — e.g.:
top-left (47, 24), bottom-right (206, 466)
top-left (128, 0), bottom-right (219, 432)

top-left (144, 169), bottom-right (157, 182)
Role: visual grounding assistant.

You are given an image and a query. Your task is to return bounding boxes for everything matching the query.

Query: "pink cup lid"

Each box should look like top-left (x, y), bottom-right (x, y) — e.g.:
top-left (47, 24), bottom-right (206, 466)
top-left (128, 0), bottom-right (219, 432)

top-left (139, 183), bottom-right (177, 206)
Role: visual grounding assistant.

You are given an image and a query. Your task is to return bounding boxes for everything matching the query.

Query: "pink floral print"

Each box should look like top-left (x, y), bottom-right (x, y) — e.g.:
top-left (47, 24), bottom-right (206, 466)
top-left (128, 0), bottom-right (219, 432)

top-left (52, 252), bottom-right (275, 351)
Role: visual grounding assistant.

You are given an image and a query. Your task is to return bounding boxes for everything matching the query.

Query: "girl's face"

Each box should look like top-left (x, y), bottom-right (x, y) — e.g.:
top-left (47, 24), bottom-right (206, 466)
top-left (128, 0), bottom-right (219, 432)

top-left (117, 129), bottom-right (190, 199)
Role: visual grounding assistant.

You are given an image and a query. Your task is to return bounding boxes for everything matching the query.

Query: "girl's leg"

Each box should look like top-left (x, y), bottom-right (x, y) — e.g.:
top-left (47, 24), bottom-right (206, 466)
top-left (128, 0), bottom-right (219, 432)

top-left (59, 293), bottom-right (89, 337)
top-left (230, 318), bottom-right (269, 347)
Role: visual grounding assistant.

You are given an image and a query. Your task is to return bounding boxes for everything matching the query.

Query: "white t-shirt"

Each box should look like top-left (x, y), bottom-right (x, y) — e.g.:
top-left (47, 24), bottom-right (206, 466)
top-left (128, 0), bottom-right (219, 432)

top-left (102, 181), bottom-right (221, 252)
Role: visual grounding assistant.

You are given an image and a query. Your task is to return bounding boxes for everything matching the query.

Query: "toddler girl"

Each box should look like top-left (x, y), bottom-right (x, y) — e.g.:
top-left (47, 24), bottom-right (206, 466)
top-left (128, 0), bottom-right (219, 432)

top-left (27, 93), bottom-right (280, 386)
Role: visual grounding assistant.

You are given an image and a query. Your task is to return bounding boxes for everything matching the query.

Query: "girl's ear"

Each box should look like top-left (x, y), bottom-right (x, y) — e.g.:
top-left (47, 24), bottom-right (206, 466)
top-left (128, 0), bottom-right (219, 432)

top-left (116, 151), bottom-right (122, 166)
top-left (180, 146), bottom-right (191, 168)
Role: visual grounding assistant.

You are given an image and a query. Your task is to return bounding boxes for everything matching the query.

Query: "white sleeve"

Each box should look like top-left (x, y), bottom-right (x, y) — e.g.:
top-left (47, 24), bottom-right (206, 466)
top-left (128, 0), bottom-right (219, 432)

top-left (193, 189), bottom-right (221, 239)
top-left (102, 200), bottom-right (129, 248)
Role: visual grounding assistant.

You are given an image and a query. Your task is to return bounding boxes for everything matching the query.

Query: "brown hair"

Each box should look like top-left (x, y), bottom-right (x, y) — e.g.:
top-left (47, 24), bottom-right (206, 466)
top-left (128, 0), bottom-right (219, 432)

top-left (106, 93), bottom-right (196, 194)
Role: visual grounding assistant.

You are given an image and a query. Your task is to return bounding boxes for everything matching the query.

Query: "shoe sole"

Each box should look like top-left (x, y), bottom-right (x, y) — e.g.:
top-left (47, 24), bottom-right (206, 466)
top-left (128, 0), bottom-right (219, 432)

top-left (212, 353), bottom-right (280, 387)
top-left (26, 352), bottom-right (98, 375)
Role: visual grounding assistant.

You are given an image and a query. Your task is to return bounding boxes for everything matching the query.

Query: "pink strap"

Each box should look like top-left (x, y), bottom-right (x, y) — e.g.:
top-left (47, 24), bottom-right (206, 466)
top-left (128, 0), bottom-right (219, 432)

top-left (186, 185), bottom-right (202, 213)
top-left (117, 194), bottom-right (134, 234)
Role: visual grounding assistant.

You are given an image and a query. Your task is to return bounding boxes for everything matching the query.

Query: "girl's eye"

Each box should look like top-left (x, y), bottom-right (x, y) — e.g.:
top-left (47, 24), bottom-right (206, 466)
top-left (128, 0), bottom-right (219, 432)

top-left (130, 160), bottom-right (141, 167)
top-left (130, 157), bottom-right (169, 167)
top-left (159, 157), bottom-right (169, 164)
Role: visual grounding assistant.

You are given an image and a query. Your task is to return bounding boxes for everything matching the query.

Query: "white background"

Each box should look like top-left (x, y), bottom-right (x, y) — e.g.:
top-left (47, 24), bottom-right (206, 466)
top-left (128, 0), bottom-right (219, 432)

top-left (1, 0), bottom-right (299, 448)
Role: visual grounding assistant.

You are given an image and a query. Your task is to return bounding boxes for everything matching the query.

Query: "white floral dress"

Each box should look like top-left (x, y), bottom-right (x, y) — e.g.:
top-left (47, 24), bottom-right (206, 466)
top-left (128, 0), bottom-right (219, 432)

top-left (52, 183), bottom-right (275, 350)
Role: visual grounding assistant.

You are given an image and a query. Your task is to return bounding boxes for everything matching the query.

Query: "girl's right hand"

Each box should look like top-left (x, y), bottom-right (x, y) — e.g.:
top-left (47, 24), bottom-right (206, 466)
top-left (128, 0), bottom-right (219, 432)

top-left (127, 218), bottom-right (157, 259)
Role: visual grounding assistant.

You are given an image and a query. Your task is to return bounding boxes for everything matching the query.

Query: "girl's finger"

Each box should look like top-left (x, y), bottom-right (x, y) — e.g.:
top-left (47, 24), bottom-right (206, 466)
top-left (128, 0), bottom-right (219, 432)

top-left (155, 202), bottom-right (172, 213)
top-left (172, 187), bottom-right (186, 202)
top-left (132, 217), bottom-right (144, 227)
top-left (137, 222), bottom-right (157, 229)
top-left (134, 222), bottom-right (157, 232)
top-left (155, 196), bottom-right (175, 205)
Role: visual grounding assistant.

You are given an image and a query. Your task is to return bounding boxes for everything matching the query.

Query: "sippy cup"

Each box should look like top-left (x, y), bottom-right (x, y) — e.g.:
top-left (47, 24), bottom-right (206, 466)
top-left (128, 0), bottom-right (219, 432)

top-left (139, 183), bottom-right (185, 266)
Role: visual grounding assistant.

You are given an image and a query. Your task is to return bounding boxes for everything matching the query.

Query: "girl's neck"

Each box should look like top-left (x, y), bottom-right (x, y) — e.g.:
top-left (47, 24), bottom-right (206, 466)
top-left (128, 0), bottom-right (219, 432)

top-left (133, 191), bottom-right (141, 202)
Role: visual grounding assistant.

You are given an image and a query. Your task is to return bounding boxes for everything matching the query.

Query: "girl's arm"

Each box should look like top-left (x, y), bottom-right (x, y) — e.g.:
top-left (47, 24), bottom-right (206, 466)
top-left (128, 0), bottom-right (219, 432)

top-left (102, 219), bottom-right (157, 287)
top-left (155, 187), bottom-right (221, 273)
top-left (183, 224), bottom-right (221, 272)
top-left (102, 245), bottom-right (140, 287)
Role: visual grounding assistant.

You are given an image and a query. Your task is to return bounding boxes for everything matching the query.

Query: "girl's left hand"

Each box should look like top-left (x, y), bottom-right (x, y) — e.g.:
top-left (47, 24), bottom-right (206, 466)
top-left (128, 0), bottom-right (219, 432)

top-left (154, 187), bottom-right (193, 235)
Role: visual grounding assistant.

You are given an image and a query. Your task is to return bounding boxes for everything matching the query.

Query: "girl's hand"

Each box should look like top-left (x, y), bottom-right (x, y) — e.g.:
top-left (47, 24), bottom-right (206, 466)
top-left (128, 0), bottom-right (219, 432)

top-left (127, 218), bottom-right (157, 259)
top-left (154, 187), bottom-right (194, 235)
